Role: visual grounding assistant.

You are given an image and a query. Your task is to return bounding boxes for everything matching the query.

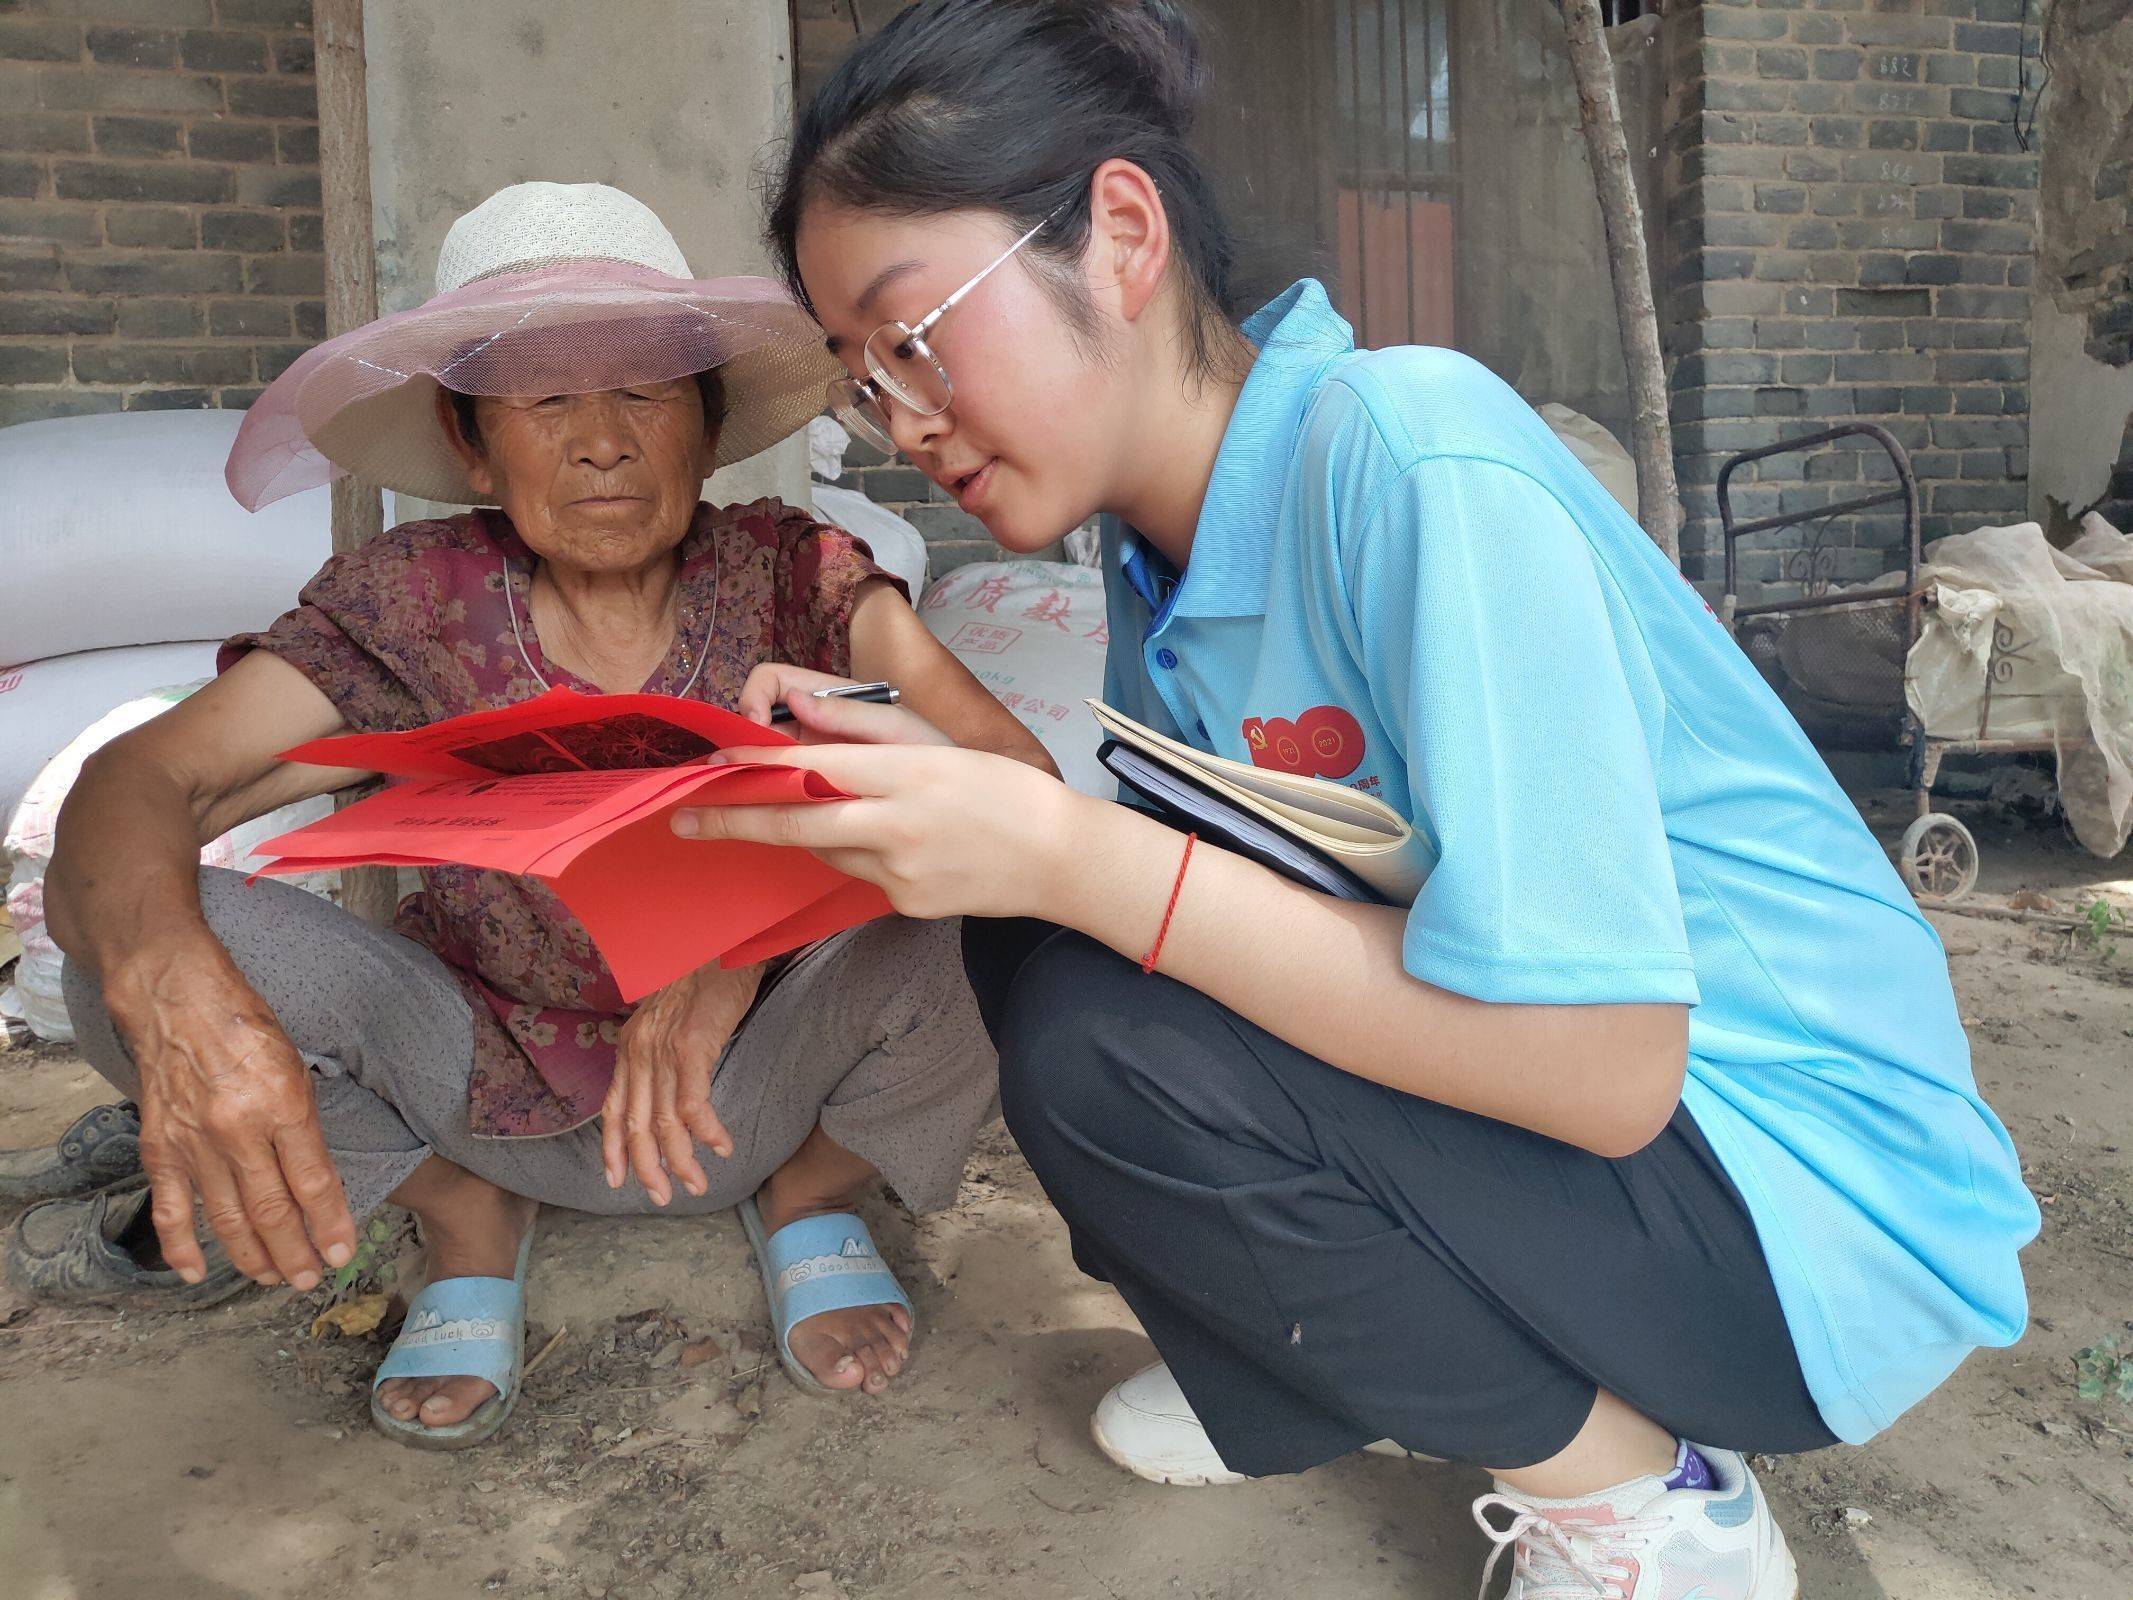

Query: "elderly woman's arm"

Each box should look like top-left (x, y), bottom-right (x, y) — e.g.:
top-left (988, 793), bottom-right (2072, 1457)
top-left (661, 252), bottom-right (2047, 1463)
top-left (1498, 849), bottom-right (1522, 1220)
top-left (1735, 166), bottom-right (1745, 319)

top-left (44, 651), bottom-right (372, 1292)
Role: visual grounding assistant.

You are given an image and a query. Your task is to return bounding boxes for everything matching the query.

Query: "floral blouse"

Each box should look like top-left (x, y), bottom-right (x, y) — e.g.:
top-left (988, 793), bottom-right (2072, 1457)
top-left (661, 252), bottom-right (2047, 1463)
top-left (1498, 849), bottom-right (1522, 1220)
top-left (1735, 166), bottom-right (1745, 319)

top-left (222, 501), bottom-right (896, 1138)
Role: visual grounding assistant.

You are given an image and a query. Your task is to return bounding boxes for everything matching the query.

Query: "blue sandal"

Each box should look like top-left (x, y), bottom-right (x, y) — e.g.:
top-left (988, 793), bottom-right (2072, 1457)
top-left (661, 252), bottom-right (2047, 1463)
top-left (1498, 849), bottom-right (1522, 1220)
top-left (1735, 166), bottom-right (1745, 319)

top-left (369, 1225), bottom-right (535, 1450)
top-left (738, 1196), bottom-right (911, 1396)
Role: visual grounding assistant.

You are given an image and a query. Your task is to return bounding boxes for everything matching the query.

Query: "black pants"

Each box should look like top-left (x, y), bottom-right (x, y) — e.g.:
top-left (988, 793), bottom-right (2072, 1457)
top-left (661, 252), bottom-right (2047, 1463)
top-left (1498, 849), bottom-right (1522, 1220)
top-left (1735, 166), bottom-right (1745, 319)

top-left (966, 921), bottom-right (1837, 1478)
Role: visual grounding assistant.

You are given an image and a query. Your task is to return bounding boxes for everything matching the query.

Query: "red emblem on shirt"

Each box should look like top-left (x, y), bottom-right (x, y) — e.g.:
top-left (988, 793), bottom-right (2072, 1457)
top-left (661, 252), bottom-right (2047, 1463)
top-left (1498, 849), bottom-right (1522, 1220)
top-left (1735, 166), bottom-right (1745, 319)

top-left (1242, 705), bottom-right (1366, 779)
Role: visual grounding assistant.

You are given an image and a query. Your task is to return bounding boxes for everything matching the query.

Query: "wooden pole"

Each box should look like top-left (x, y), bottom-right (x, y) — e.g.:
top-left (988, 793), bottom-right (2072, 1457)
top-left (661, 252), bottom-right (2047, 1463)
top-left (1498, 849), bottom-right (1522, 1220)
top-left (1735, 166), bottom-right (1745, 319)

top-left (312, 0), bottom-right (398, 926)
top-left (1557, 0), bottom-right (1684, 565)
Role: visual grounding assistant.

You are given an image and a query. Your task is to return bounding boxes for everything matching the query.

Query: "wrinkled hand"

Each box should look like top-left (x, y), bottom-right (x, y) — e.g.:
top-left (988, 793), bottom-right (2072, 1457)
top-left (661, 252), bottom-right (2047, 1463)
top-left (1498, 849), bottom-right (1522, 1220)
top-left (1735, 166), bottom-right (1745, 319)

top-left (602, 960), bottom-right (764, 1205)
top-left (672, 743), bottom-right (1081, 923)
top-left (104, 948), bottom-right (356, 1290)
top-left (735, 662), bottom-right (955, 749)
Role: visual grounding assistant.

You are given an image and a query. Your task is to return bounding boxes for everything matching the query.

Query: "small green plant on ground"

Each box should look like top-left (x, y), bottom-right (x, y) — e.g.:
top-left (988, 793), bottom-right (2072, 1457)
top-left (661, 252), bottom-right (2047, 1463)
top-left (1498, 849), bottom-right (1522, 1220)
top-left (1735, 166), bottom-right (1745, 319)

top-left (2079, 897), bottom-right (2123, 957)
top-left (2075, 1334), bottom-right (2133, 1407)
top-left (328, 1212), bottom-right (405, 1295)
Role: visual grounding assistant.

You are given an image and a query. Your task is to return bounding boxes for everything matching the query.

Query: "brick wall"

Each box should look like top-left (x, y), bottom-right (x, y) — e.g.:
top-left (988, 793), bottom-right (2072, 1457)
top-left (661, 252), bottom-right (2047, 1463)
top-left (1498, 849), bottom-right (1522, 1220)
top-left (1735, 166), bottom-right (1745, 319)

top-left (830, 437), bottom-right (1011, 576)
top-left (0, 0), bottom-right (322, 429)
top-left (1665, 0), bottom-right (2040, 600)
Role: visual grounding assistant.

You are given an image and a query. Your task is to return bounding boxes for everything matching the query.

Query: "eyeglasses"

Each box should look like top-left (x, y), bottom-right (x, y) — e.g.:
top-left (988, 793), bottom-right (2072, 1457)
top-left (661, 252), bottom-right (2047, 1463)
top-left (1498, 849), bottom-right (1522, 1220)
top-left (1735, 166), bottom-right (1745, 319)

top-left (825, 206), bottom-right (1064, 457)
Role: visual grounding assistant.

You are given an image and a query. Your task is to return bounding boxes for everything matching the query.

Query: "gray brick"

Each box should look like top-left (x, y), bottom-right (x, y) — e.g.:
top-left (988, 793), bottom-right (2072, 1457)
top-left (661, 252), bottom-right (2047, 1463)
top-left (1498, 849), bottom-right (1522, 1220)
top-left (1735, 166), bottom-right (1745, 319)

top-left (287, 210), bottom-right (321, 251)
top-left (1867, 119), bottom-right (1919, 150)
top-left (275, 123), bottom-right (317, 164)
top-left (0, 294), bottom-right (111, 335)
top-left (1862, 50), bottom-right (1920, 83)
top-left (1939, 220), bottom-right (2030, 254)
top-left (0, 247), bottom-right (62, 290)
top-left (1838, 351), bottom-right (1932, 382)
top-left (207, 297), bottom-right (290, 337)
top-left (1857, 252), bottom-right (1909, 285)
top-left (0, 386), bottom-right (121, 427)
top-left (273, 34), bottom-right (315, 74)
top-left (1754, 183), bottom-right (1808, 214)
top-left (0, 18), bottom-right (79, 63)
top-left (72, 343), bottom-right (255, 386)
top-left (1839, 219), bottom-right (1939, 250)
top-left (235, 164), bottom-right (317, 206)
top-left (1904, 254), bottom-right (1962, 285)
top-left (224, 74), bottom-right (314, 120)
top-left (0, 108), bottom-right (88, 152)
top-left (1838, 287), bottom-right (1931, 317)
top-left (1922, 120), bottom-right (1971, 153)
top-left (293, 298), bottom-right (325, 337)
top-left (123, 388), bottom-right (215, 412)
top-left (115, 296), bottom-right (202, 337)
top-left (1969, 0), bottom-right (2027, 21)
top-left (221, 386), bottom-right (266, 408)
top-left (1785, 217), bottom-right (1840, 250)
top-left (86, 25), bottom-right (176, 67)
top-left (11, 0), bottom-right (211, 22)
top-left (0, 196), bottom-right (95, 243)
top-left (1811, 187), bottom-right (1860, 216)
top-left (1943, 153), bottom-right (2037, 190)
top-left (1780, 354), bottom-right (1834, 384)
top-left (1785, 150), bottom-right (1843, 183)
top-left (187, 119), bottom-right (276, 162)
top-left (1923, 53), bottom-right (1976, 87)
top-left (905, 504), bottom-right (991, 542)
top-left (852, 465), bottom-right (932, 501)
top-left (55, 157), bottom-right (229, 203)
top-left (1705, 11), bottom-right (1790, 42)
top-left (217, 0), bottom-right (314, 25)
top-left (1929, 416), bottom-right (2025, 448)
top-left (1968, 120), bottom-right (2024, 156)
top-left (35, 67), bottom-right (222, 113)
top-left (1913, 187), bottom-right (1961, 219)
top-left (1953, 23), bottom-right (2022, 54)
top-left (1950, 388), bottom-right (2006, 416)
top-left (1757, 46), bottom-right (1810, 81)
top-left (1676, 387), bottom-right (1756, 422)
top-left (181, 29), bottom-right (271, 74)
top-left (1844, 150), bottom-right (1936, 184)
top-left (1751, 250), bottom-right (1815, 283)
top-left (1974, 55), bottom-right (2019, 91)
top-left (1811, 47), bottom-right (1862, 81)
top-left (1679, 351), bottom-right (1780, 386)
top-left (1935, 351), bottom-right (2028, 382)
top-left (1753, 318), bottom-right (1808, 350)
top-left (1809, 116), bottom-right (1865, 148)
top-left (1791, 13), bottom-right (1844, 46)
top-left (1846, 16), bottom-right (1953, 50)
top-left (1854, 83), bottom-right (1943, 118)
top-left (1947, 87), bottom-right (2015, 120)
top-left (0, 156), bottom-right (45, 199)
top-left (241, 250), bottom-right (321, 295)
top-left (0, 343), bottom-right (70, 384)
top-left (1751, 115), bottom-right (1811, 147)
top-left (1780, 287), bottom-right (1836, 317)
top-left (91, 114), bottom-right (181, 157)
top-left (201, 207), bottom-right (281, 251)
top-left (103, 204), bottom-right (195, 247)
top-left (66, 249), bottom-right (240, 293)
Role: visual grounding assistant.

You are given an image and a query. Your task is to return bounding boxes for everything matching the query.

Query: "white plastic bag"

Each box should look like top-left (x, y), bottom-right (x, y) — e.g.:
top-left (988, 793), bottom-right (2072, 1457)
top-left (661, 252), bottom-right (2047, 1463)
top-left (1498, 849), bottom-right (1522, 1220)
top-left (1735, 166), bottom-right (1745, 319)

top-left (919, 561), bottom-right (1110, 796)
top-left (0, 641), bottom-right (221, 828)
top-left (0, 410), bottom-right (330, 666)
top-left (3, 682), bottom-right (336, 1043)
top-left (1906, 521), bottom-right (2133, 856)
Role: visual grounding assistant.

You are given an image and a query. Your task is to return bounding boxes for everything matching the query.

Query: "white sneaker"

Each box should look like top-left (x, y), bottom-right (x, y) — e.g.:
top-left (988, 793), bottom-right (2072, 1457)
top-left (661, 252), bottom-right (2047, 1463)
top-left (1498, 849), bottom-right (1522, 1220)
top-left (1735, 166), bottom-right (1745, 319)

top-left (1089, 1361), bottom-right (1431, 1487)
top-left (1471, 1445), bottom-right (1798, 1599)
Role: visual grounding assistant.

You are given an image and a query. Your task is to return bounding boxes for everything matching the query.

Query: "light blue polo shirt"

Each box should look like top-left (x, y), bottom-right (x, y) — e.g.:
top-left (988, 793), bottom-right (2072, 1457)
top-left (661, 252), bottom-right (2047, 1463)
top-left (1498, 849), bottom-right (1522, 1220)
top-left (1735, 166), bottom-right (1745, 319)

top-left (1100, 280), bottom-right (2037, 1444)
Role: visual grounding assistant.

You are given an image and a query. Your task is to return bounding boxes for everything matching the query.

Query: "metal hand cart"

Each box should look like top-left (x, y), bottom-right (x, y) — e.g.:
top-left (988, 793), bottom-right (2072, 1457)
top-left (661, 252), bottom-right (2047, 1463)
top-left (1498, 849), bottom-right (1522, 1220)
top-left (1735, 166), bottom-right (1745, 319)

top-left (1717, 424), bottom-right (2059, 901)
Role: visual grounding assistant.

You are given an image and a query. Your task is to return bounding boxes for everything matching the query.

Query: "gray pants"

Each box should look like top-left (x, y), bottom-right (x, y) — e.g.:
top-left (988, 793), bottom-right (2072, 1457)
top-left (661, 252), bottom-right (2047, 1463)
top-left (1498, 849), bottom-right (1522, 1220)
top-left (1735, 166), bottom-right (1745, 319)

top-left (65, 870), bottom-right (998, 1219)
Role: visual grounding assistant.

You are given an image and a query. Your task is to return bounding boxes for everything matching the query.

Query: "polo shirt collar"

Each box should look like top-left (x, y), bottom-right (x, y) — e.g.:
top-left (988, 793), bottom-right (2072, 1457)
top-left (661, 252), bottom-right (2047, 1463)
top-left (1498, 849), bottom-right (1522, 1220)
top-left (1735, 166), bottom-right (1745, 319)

top-left (1117, 279), bottom-right (1355, 622)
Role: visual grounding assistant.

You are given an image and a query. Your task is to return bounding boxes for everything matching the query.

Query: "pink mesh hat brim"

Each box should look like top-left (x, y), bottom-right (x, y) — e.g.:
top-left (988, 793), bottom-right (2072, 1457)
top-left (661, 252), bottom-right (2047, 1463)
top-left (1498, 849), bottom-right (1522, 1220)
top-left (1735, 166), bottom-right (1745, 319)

top-left (225, 263), bottom-right (843, 510)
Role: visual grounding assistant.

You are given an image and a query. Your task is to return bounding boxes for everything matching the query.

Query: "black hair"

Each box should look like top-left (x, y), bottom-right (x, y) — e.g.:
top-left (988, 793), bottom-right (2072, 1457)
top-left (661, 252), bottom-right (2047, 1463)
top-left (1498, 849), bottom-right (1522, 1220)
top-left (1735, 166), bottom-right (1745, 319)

top-left (445, 368), bottom-right (727, 451)
top-left (766, 0), bottom-right (1245, 381)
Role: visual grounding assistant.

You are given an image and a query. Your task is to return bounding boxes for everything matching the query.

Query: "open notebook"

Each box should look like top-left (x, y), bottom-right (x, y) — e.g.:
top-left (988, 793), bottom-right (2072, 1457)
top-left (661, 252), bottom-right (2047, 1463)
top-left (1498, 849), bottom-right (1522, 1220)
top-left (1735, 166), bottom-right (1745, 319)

top-left (1087, 700), bottom-right (1434, 906)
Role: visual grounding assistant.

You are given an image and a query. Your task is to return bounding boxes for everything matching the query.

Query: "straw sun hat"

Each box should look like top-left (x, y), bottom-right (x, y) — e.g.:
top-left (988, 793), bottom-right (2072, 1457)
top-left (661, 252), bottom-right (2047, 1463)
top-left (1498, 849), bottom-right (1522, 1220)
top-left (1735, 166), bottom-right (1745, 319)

top-left (226, 181), bottom-right (842, 510)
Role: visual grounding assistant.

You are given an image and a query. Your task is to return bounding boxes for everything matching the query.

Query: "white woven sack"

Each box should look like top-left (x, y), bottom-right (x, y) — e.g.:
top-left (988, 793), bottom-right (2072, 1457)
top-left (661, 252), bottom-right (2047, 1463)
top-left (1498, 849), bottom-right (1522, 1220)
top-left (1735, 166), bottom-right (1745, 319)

top-left (0, 642), bottom-right (221, 830)
top-left (919, 561), bottom-right (1109, 797)
top-left (0, 410), bottom-right (329, 666)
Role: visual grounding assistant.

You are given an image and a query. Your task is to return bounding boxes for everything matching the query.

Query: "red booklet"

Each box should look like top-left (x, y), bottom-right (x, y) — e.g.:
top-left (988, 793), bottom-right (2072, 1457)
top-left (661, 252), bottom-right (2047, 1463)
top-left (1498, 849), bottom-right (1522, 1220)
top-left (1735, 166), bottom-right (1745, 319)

top-left (254, 688), bottom-right (891, 1001)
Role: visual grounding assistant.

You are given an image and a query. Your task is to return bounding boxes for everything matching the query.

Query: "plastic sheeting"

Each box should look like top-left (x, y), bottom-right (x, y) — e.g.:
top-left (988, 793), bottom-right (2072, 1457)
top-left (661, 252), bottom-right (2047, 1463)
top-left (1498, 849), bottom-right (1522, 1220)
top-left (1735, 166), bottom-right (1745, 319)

top-left (1907, 519), bottom-right (2133, 856)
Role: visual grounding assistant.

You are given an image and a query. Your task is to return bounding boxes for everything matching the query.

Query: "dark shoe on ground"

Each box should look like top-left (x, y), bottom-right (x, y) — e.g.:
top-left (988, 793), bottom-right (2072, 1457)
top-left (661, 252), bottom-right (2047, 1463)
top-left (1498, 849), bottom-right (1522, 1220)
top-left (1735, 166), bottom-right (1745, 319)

top-left (0, 1101), bottom-right (143, 1206)
top-left (5, 1179), bottom-right (249, 1309)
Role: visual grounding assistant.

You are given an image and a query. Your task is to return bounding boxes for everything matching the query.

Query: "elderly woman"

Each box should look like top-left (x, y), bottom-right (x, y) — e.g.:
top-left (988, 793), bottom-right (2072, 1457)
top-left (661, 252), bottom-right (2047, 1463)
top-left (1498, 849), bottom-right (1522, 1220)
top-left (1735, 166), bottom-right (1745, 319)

top-left (25, 182), bottom-right (1047, 1449)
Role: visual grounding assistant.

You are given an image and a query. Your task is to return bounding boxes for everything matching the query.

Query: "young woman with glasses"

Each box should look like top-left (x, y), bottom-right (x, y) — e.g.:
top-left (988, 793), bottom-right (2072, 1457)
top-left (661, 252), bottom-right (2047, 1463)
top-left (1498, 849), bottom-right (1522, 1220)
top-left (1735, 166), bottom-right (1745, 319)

top-left (680, 4), bottom-right (2037, 1595)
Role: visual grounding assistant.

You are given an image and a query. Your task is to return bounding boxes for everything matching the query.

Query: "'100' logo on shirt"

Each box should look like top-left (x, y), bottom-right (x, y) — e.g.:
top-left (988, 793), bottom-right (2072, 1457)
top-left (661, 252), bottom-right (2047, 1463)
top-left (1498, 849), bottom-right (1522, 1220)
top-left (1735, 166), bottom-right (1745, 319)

top-left (1242, 705), bottom-right (1367, 779)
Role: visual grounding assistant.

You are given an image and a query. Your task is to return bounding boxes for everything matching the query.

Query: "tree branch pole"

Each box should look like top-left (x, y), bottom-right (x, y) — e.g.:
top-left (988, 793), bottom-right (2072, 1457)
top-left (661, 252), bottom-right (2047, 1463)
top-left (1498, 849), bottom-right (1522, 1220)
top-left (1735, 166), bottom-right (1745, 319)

top-left (1557, 0), bottom-right (1683, 564)
top-left (312, 0), bottom-right (398, 926)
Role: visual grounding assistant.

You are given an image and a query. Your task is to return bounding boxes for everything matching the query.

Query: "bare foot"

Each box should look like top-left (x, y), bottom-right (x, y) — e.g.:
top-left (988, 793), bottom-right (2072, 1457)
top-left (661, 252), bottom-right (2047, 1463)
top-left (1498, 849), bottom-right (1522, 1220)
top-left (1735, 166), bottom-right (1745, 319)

top-left (757, 1146), bottom-right (910, 1397)
top-left (373, 1159), bottom-right (538, 1432)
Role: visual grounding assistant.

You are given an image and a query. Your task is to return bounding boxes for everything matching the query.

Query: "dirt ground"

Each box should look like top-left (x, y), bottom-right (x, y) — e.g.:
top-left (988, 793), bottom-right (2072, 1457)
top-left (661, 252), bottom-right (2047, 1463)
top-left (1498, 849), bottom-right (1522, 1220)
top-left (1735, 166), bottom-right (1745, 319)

top-left (2, 791), bottom-right (2129, 1600)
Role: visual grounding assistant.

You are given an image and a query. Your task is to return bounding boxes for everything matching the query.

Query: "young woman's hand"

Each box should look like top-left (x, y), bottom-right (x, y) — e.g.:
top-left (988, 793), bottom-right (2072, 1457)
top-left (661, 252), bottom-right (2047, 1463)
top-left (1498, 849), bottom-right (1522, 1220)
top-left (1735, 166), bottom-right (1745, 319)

top-left (673, 743), bottom-right (1085, 923)
top-left (602, 959), bottom-right (764, 1205)
top-left (735, 663), bottom-right (956, 749)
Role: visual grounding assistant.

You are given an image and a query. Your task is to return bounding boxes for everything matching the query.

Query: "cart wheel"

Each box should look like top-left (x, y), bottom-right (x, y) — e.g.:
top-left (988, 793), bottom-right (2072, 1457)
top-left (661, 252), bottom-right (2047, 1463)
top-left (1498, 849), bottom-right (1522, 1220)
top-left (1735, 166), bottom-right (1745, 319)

top-left (1899, 813), bottom-right (1980, 901)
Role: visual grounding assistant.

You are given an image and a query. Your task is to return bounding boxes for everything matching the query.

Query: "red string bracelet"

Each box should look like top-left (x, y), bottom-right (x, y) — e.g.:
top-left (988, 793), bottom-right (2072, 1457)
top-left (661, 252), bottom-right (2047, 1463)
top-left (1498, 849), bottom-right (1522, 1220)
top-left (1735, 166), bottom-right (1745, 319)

top-left (1141, 832), bottom-right (1197, 975)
